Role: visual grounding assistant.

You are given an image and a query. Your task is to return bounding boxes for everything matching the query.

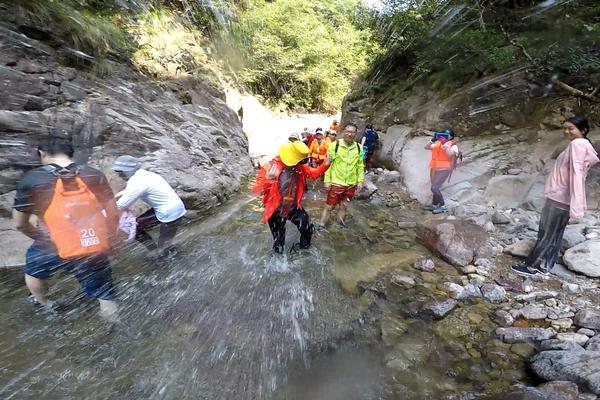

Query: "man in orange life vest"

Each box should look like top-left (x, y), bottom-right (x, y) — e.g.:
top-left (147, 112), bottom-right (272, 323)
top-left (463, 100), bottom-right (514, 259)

top-left (425, 130), bottom-right (459, 214)
top-left (12, 135), bottom-right (119, 317)
top-left (252, 141), bottom-right (331, 254)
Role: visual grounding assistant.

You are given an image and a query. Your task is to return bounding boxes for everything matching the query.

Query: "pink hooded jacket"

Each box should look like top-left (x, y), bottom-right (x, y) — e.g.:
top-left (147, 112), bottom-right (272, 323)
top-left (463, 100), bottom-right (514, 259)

top-left (545, 138), bottom-right (599, 219)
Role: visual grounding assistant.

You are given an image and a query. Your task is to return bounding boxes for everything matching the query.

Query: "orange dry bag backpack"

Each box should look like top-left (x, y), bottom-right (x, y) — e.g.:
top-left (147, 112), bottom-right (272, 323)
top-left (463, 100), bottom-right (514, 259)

top-left (43, 166), bottom-right (111, 259)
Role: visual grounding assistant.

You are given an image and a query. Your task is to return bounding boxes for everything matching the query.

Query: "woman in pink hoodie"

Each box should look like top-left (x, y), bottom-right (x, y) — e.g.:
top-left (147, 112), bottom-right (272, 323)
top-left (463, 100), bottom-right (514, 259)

top-left (513, 116), bottom-right (599, 277)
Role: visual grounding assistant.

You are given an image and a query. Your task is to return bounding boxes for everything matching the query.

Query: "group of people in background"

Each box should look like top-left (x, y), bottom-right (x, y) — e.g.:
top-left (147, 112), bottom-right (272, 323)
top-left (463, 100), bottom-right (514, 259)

top-left (10, 115), bottom-right (598, 317)
top-left (256, 115), bottom-right (599, 284)
top-left (255, 122), bottom-right (367, 253)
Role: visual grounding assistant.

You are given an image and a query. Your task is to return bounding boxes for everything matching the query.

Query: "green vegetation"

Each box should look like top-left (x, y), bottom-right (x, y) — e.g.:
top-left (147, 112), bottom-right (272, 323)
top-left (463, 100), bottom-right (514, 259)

top-left (4, 0), bottom-right (381, 112)
top-left (10, 0), bottom-right (129, 67)
top-left (360, 0), bottom-right (600, 101)
top-left (224, 0), bottom-right (381, 111)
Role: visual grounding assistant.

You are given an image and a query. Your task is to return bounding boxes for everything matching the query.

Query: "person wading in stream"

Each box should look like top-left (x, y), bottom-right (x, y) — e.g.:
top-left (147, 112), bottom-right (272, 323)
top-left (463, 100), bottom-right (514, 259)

top-left (252, 141), bottom-right (331, 254)
top-left (13, 135), bottom-right (119, 318)
top-left (319, 123), bottom-right (365, 228)
top-left (424, 129), bottom-right (459, 214)
top-left (512, 116), bottom-right (599, 277)
top-left (112, 155), bottom-right (186, 260)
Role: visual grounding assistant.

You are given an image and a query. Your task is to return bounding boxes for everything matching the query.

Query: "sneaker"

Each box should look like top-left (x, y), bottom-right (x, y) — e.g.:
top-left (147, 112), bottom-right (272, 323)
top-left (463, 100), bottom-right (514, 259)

top-left (432, 205), bottom-right (448, 214)
top-left (289, 242), bottom-right (309, 254)
top-left (511, 264), bottom-right (541, 277)
top-left (336, 220), bottom-right (348, 229)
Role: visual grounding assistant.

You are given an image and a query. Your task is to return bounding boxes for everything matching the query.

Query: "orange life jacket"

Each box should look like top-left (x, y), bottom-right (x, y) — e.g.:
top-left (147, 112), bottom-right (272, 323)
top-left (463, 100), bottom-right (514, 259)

top-left (309, 140), bottom-right (327, 160)
top-left (43, 172), bottom-right (111, 259)
top-left (430, 140), bottom-right (454, 170)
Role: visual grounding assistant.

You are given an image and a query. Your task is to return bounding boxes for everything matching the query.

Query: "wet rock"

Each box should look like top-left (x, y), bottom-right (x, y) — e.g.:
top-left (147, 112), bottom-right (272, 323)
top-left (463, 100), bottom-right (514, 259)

top-left (487, 385), bottom-right (565, 400)
top-left (433, 315), bottom-right (471, 338)
top-left (520, 304), bottom-right (548, 320)
top-left (577, 393), bottom-right (598, 400)
top-left (540, 339), bottom-right (585, 352)
top-left (422, 299), bottom-right (458, 319)
top-left (496, 277), bottom-right (526, 293)
top-left (391, 273), bottom-right (415, 287)
top-left (555, 333), bottom-right (589, 346)
top-left (530, 350), bottom-right (600, 394)
top-left (413, 258), bottom-right (435, 272)
top-left (485, 174), bottom-right (535, 208)
top-left (505, 239), bottom-right (536, 257)
top-left (511, 342), bottom-right (537, 358)
top-left (462, 283), bottom-right (483, 298)
top-left (574, 310), bottom-right (600, 330)
top-left (516, 291), bottom-right (558, 302)
top-left (508, 168), bottom-right (523, 175)
top-left (493, 310), bottom-right (515, 327)
top-left (381, 317), bottom-right (409, 345)
top-left (585, 335), bottom-right (600, 351)
top-left (443, 282), bottom-right (465, 299)
top-left (468, 274), bottom-right (487, 284)
top-left (563, 241), bottom-right (600, 278)
top-left (577, 329), bottom-right (596, 337)
top-left (492, 210), bottom-right (512, 224)
top-left (550, 264), bottom-right (579, 281)
top-left (496, 327), bottom-right (556, 343)
top-left (537, 381), bottom-right (579, 400)
top-left (415, 219), bottom-right (493, 267)
top-left (481, 284), bottom-right (507, 303)
top-left (561, 224), bottom-right (586, 251)
top-left (460, 265), bottom-right (477, 274)
top-left (563, 283), bottom-right (581, 294)
top-left (453, 203), bottom-right (488, 218)
top-left (377, 170), bottom-right (401, 184)
top-left (356, 177), bottom-right (378, 200)
top-left (474, 258), bottom-right (493, 268)
top-left (550, 318), bottom-right (574, 331)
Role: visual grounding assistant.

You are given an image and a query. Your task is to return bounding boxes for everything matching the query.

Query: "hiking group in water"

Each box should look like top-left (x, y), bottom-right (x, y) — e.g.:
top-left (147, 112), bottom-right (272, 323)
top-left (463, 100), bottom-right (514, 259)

top-left (10, 116), bottom-right (598, 318)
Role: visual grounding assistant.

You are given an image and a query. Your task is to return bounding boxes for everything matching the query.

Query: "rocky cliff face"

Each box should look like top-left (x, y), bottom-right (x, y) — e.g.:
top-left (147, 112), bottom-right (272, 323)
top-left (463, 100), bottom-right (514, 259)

top-left (0, 25), bottom-right (252, 266)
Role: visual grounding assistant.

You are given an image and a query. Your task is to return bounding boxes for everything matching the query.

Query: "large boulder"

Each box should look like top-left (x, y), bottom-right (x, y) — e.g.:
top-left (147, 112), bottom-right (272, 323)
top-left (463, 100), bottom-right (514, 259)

top-left (496, 327), bottom-right (556, 343)
top-left (530, 350), bottom-right (600, 395)
top-left (574, 310), bottom-right (600, 330)
top-left (416, 219), bottom-right (493, 266)
top-left (563, 241), bottom-right (600, 278)
top-left (484, 174), bottom-right (535, 208)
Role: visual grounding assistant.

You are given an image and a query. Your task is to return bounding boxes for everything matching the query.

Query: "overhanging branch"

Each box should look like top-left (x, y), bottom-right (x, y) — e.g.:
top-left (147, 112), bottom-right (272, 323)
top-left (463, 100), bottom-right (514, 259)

top-left (499, 24), bottom-right (598, 102)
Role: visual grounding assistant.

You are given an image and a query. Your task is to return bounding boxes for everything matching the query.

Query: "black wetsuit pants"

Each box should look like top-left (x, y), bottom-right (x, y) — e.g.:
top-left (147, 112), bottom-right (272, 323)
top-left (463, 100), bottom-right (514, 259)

top-left (268, 208), bottom-right (313, 253)
top-left (136, 209), bottom-right (182, 252)
top-left (524, 199), bottom-right (570, 272)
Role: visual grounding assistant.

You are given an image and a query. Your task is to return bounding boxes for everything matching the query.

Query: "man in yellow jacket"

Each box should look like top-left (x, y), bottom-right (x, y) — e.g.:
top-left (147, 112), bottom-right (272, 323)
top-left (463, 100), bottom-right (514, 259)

top-left (319, 123), bottom-right (364, 228)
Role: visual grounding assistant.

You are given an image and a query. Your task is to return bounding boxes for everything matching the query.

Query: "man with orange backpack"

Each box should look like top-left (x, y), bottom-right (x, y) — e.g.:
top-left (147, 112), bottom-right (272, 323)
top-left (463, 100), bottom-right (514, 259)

top-left (252, 141), bottom-right (331, 254)
top-left (12, 135), bottom-right (119, 318)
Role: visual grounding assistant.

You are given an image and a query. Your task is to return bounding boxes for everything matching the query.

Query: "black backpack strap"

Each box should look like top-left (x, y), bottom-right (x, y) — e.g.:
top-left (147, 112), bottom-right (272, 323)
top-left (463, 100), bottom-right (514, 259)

top-left (42, 163), bottom-right (79, 178)
top-left (356, 143), bottom-right (360, 153)
top-left (334, 140), bottom-right (339, 154)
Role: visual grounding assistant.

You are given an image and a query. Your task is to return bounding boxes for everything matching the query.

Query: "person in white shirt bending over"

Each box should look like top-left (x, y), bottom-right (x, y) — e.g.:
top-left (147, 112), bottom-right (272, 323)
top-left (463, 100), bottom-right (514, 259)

top-left (112, 155), bottom-right (186, 259)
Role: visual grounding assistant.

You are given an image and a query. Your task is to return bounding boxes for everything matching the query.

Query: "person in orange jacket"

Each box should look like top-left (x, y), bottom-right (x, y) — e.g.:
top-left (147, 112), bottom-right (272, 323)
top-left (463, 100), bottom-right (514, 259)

top-left (329, 120), bottom-right (339, 133)
top-left (252, 141), bottom-right (331, 254)
top-left (309, 131), bottom-right (328, 166)
top-left (424, 130), bottom-right (459, 214)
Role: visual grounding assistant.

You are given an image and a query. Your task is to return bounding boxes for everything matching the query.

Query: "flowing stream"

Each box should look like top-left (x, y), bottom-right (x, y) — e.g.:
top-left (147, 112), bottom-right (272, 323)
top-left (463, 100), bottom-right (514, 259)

top-left (0, 183), bottom-right (531, 399)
